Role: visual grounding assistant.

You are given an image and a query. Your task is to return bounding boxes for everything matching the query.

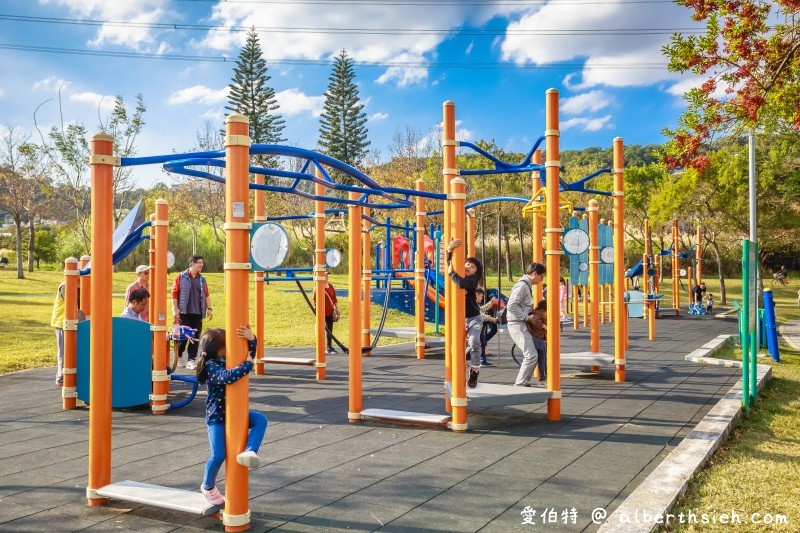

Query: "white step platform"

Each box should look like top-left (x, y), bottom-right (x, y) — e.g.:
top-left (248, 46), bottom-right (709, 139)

top-left (446, 381), bottom-right (550, 409)
top-left (96, 481), bottom-right (221, 516)
top-left (259, 356), bottom-right (315, 366)
top-left (358, 408), bottom-right (451, 427)
top-left (367, 328), bottom-right (445, 347)
top-left (560, 351), bottom-right (615, 367)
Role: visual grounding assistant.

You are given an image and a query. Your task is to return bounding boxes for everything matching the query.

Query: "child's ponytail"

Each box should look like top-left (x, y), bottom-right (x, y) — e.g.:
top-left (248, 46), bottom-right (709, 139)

top-left (196, 328), bottom-right (226, 385)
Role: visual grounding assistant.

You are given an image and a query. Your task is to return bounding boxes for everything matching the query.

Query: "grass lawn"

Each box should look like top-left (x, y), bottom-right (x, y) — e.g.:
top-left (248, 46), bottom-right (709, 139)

top-left (0, 269), bottom-right (424, 375)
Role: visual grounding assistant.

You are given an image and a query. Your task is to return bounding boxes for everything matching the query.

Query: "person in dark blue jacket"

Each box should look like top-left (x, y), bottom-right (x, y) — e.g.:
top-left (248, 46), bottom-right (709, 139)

top-left (196, 326), bottom-right (267, 505)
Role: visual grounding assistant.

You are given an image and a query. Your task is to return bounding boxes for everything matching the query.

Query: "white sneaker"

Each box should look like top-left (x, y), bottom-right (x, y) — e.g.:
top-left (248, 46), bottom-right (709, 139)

top-left (236, 450), bottom-right (260, 469)
top-left (186, 360), bottom-right (197, 370)
top-left (178, 356), bottom-right (187, 368)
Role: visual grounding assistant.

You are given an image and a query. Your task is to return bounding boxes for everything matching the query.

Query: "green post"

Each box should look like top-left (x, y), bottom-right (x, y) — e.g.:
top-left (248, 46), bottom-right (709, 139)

top-left (750, 242), bottom-right (758, 405)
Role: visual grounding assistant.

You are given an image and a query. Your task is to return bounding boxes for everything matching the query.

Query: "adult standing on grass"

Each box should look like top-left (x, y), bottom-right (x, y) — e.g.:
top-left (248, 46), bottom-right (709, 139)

top-left (507, 262), bottom-right (546, 387)
top-left (51, 282), bottom-right (66, 385)
top-left (172, 255), bottom-right (213, 370)
top-left (312, 272), bottom-right (340, 354)
top-left (125, 265), bottom-right (150, 322)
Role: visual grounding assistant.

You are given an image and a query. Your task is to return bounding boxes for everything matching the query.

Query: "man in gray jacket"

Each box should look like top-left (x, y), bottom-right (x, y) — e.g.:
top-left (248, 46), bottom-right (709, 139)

top-left (507, 262), bottom-right (546, 386)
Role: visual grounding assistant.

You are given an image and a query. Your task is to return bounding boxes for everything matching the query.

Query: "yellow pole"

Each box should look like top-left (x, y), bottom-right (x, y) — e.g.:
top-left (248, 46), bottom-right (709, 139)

top-left (314, 173), bottom-right (327, 377)
top-left (87, 132), bottom-right (113, 507)
top-left (223, 114), bottom-right (251, 532)
top-left (612, 138), bottom-right (626, 381)
top-left (532, 149), bottom-right (543, 304)
top-left (415, 181), bottom-right (426, 360)
top-left (362, 207), bottom-right (372, 352)
top-left (545, 88), bottom-right (561, 421)
top-left (79, 255), bottom-right (91, 318)
top-left (254, 174), bottom-right (265, 376)
top-left (151, 200), bottom-right (169, 414)
top-left (442, 101), bottom-right (456, 413)
top-left (62, 257), bottom-right (79, 410)
top-left (348, 191), bottom-right (363, 422)
top-left (450, 177), bottom-right (468, 432)
top-left (588, 200), bottom-right (600, 355)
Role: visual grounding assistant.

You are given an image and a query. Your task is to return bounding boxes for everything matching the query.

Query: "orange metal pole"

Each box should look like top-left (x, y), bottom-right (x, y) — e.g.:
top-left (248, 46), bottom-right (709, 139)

top-left (348, 191), bottom-right (363, 422)
top-left (588, 200), bottom-right (600, 354)
top-left (696, 226), bottom-right (703, 285)
top-left (362, 207), bottom-right (372, 352)
top-left (466, 208), bottom-right (476, 258)
top-left (545, 89), bottom-right (561, 421)
top-left (612, 138), bottom-right (626, 381)
top-left (450, 177), bottom-right (468, 432)
top-left (62, 258), bottom-right (79, 410)
top-left (532, 150), bottom-right (543, 304)
top-left (442, 101), bottom-right (456, 413)
top-left (223, 114), bottom-right (251, 532)
top-left (151, 200), bottom-right (169, 414)
top-left (87, 133), bottom-right (114, 506)
top-left (254, 174), bottom-right (265, 375)
top-left (673, 218), bottom-right (680, 313)
top-left (688, 266), bottom-right (694, 296)
top-left (79, 255), bottom-right (91, 317)
top-left (415, 181), bottom-right (426, 360)
top-left (149, 214), bottom-right (156, 322)
top-left (314, 174), bottom-right (328, 376)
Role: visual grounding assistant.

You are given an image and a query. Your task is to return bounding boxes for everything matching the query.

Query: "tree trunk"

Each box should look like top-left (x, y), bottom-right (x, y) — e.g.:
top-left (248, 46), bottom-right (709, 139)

top-left (14, 215), bottom-right (24, 279)
top-left (517, 220), bottom-right (525, 276)
top-left (191, 225), bottom-right (198, 255)
top-left (710, 240), bottom-right (727, 305)
top-left (504, 220), bottom-right (513, 282)
top-left (27, 219), bottom-right (35, 272)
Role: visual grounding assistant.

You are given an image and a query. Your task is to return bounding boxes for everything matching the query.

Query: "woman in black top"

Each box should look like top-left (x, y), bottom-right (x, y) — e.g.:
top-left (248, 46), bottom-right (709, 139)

top-left (446, 238), bottom-right (484, 388)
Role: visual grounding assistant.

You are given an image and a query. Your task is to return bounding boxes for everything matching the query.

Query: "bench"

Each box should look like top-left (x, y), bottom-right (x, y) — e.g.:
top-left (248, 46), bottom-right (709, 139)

top-left (358, 409), bottom-right (451, 427)
top-left (96, 481), bottom-right (221, 517)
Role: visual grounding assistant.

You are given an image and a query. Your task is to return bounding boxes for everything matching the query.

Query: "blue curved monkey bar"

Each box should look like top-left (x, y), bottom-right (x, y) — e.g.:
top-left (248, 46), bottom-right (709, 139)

top-left (458, 137), bottom-right (545, 175)
top-left (425, 196), bottom-right (530, 216)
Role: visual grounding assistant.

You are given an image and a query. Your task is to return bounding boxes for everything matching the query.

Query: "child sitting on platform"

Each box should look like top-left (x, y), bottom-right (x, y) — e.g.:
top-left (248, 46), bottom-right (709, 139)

top-left (196, 326), bottom-right (268, 505)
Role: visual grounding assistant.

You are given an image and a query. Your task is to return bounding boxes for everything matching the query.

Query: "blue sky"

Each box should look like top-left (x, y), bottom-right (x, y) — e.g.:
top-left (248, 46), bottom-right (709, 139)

top-left (0, 0), bottom-right (707, 188)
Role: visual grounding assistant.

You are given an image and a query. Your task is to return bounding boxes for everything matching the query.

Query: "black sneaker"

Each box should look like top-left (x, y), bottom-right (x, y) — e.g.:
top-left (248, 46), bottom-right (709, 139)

top-left (480, 358), bottom-right (493, 367)
top-left (467, 368), bottom-right (479, 388)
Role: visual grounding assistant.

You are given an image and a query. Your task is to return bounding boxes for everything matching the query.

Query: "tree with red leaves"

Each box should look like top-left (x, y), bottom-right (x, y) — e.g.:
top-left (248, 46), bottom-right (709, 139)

top-left (663, 0), bottom-right (799, 172)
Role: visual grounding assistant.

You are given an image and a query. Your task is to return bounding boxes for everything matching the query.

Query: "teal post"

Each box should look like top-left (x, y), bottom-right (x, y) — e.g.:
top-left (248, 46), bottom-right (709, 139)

top-left (741, 240), bottom-right (751, 409)
top-left (750, 241), bottom-right (758, 405)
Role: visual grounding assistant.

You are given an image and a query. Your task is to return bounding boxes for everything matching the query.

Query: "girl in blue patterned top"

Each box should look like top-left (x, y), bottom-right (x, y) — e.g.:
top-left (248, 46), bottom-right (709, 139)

top-left (196, 326), bottom-right (267, 505)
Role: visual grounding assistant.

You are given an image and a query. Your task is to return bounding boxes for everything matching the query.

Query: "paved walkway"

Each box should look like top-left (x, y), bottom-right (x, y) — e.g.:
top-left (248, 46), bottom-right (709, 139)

top-left (779, 318), bottom-right (800, 350)
top-left (0, 314), bottom-right (738, 532)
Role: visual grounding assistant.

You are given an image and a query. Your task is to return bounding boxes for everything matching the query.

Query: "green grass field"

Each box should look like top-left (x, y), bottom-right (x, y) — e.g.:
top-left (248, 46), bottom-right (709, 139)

top-left (0, 269), bottom-right (424, 375)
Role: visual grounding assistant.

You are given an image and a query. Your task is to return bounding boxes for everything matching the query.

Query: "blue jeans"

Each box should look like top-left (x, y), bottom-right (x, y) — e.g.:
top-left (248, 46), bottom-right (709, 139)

top-left (203, 410), bottom-right (267, 490)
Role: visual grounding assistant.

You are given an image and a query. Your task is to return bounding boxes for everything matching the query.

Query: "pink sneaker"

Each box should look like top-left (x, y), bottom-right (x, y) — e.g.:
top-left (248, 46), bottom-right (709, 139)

top-left (201, 485), bottom-right (225, 506)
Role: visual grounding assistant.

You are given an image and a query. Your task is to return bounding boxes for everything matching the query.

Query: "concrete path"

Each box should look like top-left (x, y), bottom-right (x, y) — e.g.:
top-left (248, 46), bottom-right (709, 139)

top-left (0, 313), bottom-right (739, 532)
top-left (779, 318), bottom-right (800, 350)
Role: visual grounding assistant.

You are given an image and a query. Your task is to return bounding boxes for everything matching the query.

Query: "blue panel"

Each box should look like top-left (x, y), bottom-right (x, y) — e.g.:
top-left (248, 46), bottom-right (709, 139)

top-left (578, 218), bottom-right (589, 286)
top-left (77, 318), bottom-right (153, 408)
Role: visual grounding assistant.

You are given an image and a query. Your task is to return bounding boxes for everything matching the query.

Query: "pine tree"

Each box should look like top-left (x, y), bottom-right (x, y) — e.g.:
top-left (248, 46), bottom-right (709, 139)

top-left (227, 28), bottom-right (285, 149)
top-left (319, 50), bottom-right (370, 171)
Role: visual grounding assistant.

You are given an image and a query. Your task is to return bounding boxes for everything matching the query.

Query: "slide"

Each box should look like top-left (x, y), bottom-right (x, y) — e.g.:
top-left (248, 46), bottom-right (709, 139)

top-left (626, 260), bottom-right (643, 279)
top-left (394, 271), bottom-right (445, 309)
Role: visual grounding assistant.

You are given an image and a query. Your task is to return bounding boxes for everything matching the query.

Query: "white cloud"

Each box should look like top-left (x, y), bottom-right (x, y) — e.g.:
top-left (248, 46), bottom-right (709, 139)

top-left (667, 76), bottom-right (730, 100)
top-left (196, 3), bottom-right (528, 87)
top-left (368, 112), bottom-right (389, 122)
top-left (500, 2), bottom-right (701, 89)
top-left (69, 91), bottom-right (116, 112)
top-left (39, 0), bottom-right (174, 51)
top-left (33, 76), bottom-right (69, 93)
top-left (168, 85), bottom-right (229, 106)
top-left (561, 90), bottom-right (613, 115)
top-left (276, 88), bottom-right (324, 117)
top-left (561, 115), bottom-right (613, 132)
top-left (0, 89), bottom-right (4, 98)
top-left (465, 41), bottom-right (474, 56)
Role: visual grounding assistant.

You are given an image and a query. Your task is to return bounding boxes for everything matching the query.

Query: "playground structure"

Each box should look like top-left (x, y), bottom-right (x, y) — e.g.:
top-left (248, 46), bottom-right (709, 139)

top-left (73, 89), bottom-right (633, 530)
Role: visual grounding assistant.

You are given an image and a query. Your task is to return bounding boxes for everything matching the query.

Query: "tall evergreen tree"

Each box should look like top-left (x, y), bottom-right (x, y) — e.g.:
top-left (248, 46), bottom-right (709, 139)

top-left (319, 50), bottom-right (370, 170)
top-left (227, 28), bottom-right (285, 148)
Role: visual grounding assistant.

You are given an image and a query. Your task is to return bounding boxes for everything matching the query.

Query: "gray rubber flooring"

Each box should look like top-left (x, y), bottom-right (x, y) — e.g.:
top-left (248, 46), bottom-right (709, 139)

top-left (0, 312), bottom-right (739, 532)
